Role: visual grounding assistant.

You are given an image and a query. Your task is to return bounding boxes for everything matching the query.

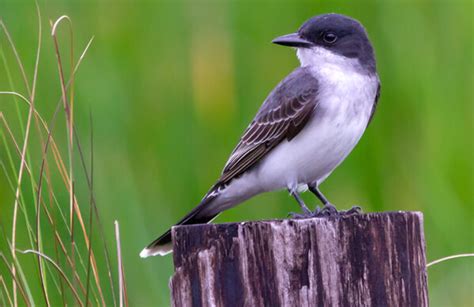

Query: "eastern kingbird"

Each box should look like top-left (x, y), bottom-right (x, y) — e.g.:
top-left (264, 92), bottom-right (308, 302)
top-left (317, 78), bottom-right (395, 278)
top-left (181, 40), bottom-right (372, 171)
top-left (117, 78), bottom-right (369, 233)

top-left (141, 13), bottom-right (380, 257)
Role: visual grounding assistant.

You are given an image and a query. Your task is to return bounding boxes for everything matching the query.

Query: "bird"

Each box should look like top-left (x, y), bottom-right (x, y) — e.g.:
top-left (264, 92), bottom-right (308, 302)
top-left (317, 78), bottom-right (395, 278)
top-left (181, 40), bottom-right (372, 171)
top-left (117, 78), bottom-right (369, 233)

top-left (140, 13), bottom-right (380, 258)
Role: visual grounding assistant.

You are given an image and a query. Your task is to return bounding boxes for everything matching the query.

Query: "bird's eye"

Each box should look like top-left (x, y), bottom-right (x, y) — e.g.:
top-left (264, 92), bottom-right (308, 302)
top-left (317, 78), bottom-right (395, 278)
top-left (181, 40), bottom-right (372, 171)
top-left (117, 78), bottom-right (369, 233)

top-left (323, 32), bottom-right (337, 44)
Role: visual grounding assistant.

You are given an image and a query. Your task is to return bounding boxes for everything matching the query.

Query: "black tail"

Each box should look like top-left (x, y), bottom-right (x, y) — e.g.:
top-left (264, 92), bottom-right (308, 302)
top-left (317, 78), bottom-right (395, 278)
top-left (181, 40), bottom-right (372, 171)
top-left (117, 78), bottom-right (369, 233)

top-left (140, 194), bottom-right (218, 257)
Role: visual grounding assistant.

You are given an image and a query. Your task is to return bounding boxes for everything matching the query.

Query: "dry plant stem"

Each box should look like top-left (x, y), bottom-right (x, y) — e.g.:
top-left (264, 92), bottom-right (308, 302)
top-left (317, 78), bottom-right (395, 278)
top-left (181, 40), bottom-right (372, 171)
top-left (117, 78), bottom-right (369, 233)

top-left (28, 4), bottom-right (52, 306)
top-left (0, 21), bottom-right (31, 94)
top-left (2, 110), bottom-right (90, 296)
top-left (34, 107), bottom-right (67, 305)
top-left (0, 11), bottom-right (40, 306)
top-left (1, 36), bottom-right (93, 212)
top-left (51, 16), bottom-right (77, 300)
top-left (32, 53), bottom-right (107, 303)
top-left (115, 221), bottom-right (123, 307)
top-left (1, 12), bottom-right (117, 305)
top-left (1, 113), bottom-right (70, 294)
top-left (40, 44), bottom-right (107, 305)
top-left (34, 95), bottom-right (71, 305)
top-left (0, 254), bottom-right (30, 306)
top-left (115, 221), bottom-right (128, 307)
top-left (19, 250), bottom-right (83, 307)
top-left (40, 78), bottom-right (88, 301)
top-left (2, 98), bottom-right (80, 255)
top-left (3, 109), bottom-right (88, 299)
top-left (34, 99), bottom-right (67, 303)
top-left (427, 253), bottom-right (474, 267)
top-left (0, 114), bottom-right (36, 183)
top-left (0, 276), bottom-right (13, 306)
top-left (1, 96), bottom-right (90, 301)
top-left (85, 114), bottom-right (94, 307)
top-left (1, 32), bottom-right (106, 305)
top-left (45, 163), bottom-right (67, 306)
top-left (73, 125), bottom-right (115, 305)
top-left (122, 259), bottom-right (128, 306)
top-left (50, 17), bottom-right (105, 304)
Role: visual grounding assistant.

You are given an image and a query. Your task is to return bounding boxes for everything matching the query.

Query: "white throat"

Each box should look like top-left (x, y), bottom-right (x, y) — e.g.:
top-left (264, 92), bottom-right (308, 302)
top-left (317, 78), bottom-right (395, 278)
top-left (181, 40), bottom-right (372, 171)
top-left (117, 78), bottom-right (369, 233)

top-left (296, 47), bottom-right (362, 73)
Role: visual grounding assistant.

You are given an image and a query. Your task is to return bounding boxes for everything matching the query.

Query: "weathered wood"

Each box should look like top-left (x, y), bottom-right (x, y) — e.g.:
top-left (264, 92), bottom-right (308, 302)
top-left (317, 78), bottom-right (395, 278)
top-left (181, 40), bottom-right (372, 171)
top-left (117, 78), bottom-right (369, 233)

top-left (170, 211), bottom-right (428, 307)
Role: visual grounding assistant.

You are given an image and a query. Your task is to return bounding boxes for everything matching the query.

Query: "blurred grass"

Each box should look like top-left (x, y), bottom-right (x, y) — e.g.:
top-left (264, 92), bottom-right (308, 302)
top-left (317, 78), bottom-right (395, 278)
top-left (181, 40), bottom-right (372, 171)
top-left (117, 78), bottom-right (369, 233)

top-left (0, 0), bottom-right (472, 305)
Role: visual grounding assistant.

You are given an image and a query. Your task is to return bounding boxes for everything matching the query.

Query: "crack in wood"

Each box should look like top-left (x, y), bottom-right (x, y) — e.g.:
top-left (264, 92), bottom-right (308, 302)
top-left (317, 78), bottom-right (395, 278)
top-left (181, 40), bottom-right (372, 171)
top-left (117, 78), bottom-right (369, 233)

top-left (170, 212), bottom-right (428, 307)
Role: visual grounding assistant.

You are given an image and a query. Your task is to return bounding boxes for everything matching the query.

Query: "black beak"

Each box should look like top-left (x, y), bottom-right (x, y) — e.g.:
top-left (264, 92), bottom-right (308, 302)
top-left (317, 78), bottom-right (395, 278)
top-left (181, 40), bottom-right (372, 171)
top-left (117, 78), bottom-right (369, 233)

top-left (272, 33), bottom-right (313, 48)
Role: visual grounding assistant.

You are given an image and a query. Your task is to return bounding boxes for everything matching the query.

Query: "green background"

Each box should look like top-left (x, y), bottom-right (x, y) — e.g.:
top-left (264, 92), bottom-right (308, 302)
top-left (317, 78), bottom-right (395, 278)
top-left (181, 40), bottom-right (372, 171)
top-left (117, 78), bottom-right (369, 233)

top-left (0, 0), bottom-right (472, 306)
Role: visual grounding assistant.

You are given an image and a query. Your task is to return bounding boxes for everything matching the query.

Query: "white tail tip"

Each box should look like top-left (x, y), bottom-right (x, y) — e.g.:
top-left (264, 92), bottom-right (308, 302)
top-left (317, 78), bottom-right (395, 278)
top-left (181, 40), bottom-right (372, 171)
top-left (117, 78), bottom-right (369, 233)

top-left (140, 242), bottom-right (173, 258)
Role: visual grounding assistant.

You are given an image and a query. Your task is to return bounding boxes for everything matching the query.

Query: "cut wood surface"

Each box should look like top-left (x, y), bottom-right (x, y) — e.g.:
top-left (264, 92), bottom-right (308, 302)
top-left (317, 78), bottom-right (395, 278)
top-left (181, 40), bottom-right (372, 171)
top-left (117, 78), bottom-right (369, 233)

top-left (170, 211), bottom-right (428, 307)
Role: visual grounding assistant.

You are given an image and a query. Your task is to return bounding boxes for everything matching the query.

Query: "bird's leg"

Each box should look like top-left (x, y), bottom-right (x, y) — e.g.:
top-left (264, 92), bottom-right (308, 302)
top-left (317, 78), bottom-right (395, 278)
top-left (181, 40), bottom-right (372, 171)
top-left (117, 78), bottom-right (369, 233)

top-left (308, 184), bottom-right (362, 217)
top-left (308, 184), bottom-right (337, 216)
top-left (288, 189), bottom-right (312, 218)
top-left (309, 184), bottom-right (330, 206)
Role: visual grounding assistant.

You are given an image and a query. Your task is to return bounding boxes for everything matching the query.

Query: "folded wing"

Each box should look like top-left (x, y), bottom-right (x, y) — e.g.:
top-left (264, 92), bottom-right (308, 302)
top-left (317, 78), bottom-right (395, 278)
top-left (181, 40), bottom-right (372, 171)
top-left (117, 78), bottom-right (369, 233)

top-left (217, 67), bottom-right (319, 186)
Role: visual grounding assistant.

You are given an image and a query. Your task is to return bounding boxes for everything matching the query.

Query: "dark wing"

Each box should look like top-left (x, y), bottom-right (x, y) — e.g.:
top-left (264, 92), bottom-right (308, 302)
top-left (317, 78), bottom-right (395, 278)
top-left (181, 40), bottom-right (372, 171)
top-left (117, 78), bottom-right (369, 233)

top-left (216, 67), bottom-right (319, 186)
top-left (367, 80), bottom-right (381, 126)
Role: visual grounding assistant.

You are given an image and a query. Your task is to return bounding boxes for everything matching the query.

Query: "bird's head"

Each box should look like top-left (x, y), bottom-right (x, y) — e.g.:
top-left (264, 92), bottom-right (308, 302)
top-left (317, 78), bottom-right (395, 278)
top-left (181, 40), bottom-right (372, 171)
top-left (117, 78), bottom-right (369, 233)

top-left (272, 13), bottom-right (376, 74)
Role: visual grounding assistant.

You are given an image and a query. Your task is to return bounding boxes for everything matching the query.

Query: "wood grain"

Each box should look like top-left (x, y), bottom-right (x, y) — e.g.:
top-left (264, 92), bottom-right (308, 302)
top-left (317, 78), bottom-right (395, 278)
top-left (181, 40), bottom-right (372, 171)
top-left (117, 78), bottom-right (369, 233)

top-left (170, 212), bottom-right (428, 307)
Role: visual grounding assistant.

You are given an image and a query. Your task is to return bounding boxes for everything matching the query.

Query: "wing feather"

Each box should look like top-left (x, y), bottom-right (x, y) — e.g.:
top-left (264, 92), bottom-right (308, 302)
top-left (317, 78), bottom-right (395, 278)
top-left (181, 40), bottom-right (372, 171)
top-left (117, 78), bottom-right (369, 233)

top-left (216, 67), bottom-right (319, 186)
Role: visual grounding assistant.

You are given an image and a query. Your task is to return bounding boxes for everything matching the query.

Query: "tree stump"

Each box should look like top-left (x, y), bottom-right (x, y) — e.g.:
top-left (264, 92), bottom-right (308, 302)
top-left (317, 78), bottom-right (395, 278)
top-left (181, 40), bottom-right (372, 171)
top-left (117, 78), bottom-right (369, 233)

top-left (169, 211), bottom-right (428, 307)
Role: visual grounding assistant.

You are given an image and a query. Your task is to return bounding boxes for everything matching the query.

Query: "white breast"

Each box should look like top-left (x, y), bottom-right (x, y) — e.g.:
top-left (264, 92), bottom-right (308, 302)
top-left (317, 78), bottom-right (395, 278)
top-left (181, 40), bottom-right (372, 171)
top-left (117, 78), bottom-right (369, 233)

top-left (253, 47), bottom-right (379, 192)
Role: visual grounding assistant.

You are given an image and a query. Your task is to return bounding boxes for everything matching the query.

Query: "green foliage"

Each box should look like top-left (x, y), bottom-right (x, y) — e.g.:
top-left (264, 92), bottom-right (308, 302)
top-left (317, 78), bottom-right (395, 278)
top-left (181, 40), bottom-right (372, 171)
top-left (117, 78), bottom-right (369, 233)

top-left (0, 0), bottom-right (472, 305)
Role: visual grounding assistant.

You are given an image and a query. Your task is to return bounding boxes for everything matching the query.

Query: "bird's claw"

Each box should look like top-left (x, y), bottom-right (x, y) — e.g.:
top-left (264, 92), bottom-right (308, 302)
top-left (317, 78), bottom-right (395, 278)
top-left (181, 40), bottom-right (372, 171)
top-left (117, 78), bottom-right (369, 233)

top-left (312, 203), bottom-right (338, 217)
top-left (340, 205), bottom-right (362, 216)
top-left (288, 204), bottom-right (363, 219)
top-left (288, 212), bottom-right (309, 219)
top-left (313, 204), bottom-right (363, 217)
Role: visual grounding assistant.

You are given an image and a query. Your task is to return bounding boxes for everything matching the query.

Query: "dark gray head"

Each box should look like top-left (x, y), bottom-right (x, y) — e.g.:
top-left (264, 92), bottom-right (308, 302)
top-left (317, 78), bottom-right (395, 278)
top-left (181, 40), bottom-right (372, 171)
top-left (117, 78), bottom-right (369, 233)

top-left (273, 14), bottom-right (377, 74)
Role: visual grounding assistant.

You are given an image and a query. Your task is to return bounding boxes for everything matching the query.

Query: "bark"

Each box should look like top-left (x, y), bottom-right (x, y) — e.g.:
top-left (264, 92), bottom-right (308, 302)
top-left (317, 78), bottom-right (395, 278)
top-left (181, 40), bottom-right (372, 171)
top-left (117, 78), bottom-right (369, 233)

top-left (170, 212), bottom-right (428, 307)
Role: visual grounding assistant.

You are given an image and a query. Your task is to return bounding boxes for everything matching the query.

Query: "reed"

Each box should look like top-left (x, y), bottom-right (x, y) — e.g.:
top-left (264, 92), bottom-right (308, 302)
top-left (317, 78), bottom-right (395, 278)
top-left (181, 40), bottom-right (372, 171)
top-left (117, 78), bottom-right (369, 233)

top-left (0, 7), bottom-right (126, 306)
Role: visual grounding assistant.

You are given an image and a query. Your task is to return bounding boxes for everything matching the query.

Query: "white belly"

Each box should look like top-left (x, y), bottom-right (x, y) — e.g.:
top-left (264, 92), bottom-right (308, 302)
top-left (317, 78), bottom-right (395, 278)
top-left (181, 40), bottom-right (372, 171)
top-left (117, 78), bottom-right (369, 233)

top-left (205, 49), bottom-right (379, 215)
top-left (254, 66), bottom-right (378, 192)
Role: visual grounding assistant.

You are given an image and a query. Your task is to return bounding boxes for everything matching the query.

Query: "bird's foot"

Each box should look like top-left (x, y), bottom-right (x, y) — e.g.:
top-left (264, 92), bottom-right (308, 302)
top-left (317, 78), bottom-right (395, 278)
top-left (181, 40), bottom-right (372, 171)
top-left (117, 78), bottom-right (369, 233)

top-left (340, 205), bottom-right (363, 216)
top-left (312, 204), bottom-right (362, 218)
top-left (288, 205), bottom-right (363, 219)
top-left (288, 212), bottom-right (310, 219)
top-left (288, 204), bottom-right (337, 219)
top-left (288, 204), bottom-right (314, 219)
top-left (312, 203), bottom-right (338, 217)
